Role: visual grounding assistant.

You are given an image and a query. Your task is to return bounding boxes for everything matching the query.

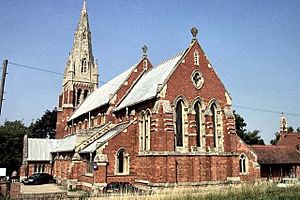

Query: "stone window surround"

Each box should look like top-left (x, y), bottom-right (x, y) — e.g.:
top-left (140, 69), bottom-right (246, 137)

top-left (194, 50), bottom-right (199, 66)
top-left (172, 96), bottom-right (224, 152)
top-left (191, 98), bottom-right (206, 151)
top-left (173, 96), bottom-right (189, 152)
top-left (139, 109), bottom-right (152, 152)
top-left (191, 69), bottom-right (204, 90)
top-left (206, 99), bottom-right (224, 152)
top-left (115, 148), bottom-right (130, 176)
top-left (239, 153), bottom-right (248, 175)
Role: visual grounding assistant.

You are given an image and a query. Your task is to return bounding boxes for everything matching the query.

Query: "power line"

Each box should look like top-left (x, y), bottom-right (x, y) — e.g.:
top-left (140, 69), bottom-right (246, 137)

top-left (9, 62), bottom-right (64, 75)
top-left (232, 105), bottom-right (300, 116)
top-left (8, 61), bottom-right (107, 84)
top-left (6, 62), bottom-right (300, 117)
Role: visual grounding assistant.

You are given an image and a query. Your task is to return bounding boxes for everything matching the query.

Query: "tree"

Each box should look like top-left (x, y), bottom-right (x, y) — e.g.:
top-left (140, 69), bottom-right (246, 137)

top-left (0, 120), bottom-right (27, 175)
top-left (287, 126), bottom-right (294, 133)
top-left (270, 126), bottom-right (300, 145)
top-left (270, 132), bottom-right (280, 145)
top-left (28, 108), bottom-right (57, 139)
top-left (234, 111), bottom-right (265, 145)
top-left (243, 130), bottom-right (265, 145)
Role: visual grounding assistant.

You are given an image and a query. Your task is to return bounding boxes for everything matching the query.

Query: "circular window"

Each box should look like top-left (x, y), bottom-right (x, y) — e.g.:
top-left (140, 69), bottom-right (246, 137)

top-left (191, 70), bottom-right (204, 89)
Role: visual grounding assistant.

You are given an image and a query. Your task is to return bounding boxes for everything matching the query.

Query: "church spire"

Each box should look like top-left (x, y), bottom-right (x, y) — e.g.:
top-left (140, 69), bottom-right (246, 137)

top-left (63, 0), bottom-right (97, 86)
top-left (280, 113), bottom-right (288, 133)
top-left (57, 0), bottom-right (98, 139)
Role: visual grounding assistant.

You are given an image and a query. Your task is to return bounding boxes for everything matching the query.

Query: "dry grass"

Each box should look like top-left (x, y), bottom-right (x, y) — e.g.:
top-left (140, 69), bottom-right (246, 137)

top-left (88, 182), bottom-right (300, 200)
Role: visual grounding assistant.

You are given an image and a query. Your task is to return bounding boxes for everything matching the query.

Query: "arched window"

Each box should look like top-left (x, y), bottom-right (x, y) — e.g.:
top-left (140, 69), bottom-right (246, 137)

top-left (116, 149), bottom-right (129, 174)
top-left (84, 90), bottom-right (89, 99)
top-left (81, 58), bottom-right (87, 73)
top-left (145, 111), bottom-right (151, 150)
top-left (139, 111), bottom-right (151, 151)
top-left (73, 62), bottom-right (76, 75)
top-left (143, 60), bottom-right (148, 69)
top-left (72, 90), bottom-right (76, 107)
top-left (210, 103), bottom-right (217, 148)
top-left (176, 100), bottom-right (184, 147)
top-left (239, 154), bottom-right (248, 174)
top-left (194, 50), bottom-right (199, 66)
top-left (194, 102), bottom-right (202, 147)
top-left (140, 112), bottom-right (145, 151)
top-left (76, 89), bottom-right (82, 106)
top-left (34, 165), bottom-right (37, 173)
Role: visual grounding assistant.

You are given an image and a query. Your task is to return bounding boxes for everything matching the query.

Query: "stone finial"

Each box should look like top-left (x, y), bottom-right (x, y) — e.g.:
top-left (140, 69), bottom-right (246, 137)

top-left (191, 27), bottom-right (198, 42)
top-left (142, 45), bottom-right (148, 58)
top-left (280, 113), bottom-right (288, 133)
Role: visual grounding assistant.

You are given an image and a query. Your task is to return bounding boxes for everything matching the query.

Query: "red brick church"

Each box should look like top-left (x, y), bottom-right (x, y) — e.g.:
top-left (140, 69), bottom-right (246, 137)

top-left (20, 0), bottom-right (300, 192)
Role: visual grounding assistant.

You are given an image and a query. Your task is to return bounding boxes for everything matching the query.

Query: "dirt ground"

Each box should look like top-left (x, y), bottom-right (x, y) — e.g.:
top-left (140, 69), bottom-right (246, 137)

top-left (20, 183), bottom-right (65, 194)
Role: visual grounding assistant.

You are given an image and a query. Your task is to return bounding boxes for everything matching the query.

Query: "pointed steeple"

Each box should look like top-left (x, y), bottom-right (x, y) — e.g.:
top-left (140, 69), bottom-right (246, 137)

top-left (57, 0), bottom-right (98, 139)
top-left (63, 0), bottom-right (98, 86)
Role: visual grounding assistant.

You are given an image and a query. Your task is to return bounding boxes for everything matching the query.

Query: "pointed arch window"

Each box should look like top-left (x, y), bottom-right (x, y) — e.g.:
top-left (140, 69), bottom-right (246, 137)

top-left (143, 60), bottom-right (148, 70)
top-left (194, 50), bottom-right (199, 66)
top-left (176, 100), bottom-right (184, 147)
top-left (140, 110), bottom-right (151, 151)
top-left (84, 90), bottom-right (89, 99)
top-left (211, 103), bottom-right (217, 148)
top-left (73, 62), bottom-right (76, 75)
top-left (194, 102), bottom-right (202, 147)
top-left (239, 154), bottom-right (248, 174)
top-left (76, 89), bottom-right (82, 106)
top-left (81, 58), bottom-right (87, 73)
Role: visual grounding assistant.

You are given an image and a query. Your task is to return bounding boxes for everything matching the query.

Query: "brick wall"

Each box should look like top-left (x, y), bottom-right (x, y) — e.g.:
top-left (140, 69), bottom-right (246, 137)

top-left (56, 107), bottom-right (74, 139)
top-left (90, 41), bottom-right (260, 186)
top-left (53, 41), bottom-right (261, 190)
top-left (235, 135), bottom-right (261, 181)
top-left (10, 182), bottom-right (20, 199)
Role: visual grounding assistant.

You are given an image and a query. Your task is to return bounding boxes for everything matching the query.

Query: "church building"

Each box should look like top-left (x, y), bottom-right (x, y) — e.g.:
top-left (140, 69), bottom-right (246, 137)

top-left (21, 0), bottom-right (294, 192)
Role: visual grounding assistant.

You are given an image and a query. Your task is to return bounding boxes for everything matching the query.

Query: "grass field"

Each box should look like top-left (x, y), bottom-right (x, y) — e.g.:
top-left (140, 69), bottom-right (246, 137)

top-left (91, 183), bottom-right (300, 200)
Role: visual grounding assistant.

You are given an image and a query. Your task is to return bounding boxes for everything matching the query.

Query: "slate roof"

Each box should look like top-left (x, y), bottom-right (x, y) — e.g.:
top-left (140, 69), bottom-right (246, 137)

top-left (80, 122), bottom-right (130, 153)
top-left (52, 134), bottom-right (77, 152)
top-left (251, 145), bottom-right (300, 165)
top-left (27, 134), bottom-right (79, 161)
top-left (27, 138), bottom-right (59, 161)
top-left (276, 133), bottom-right (300, 148)
top-left (68, 64), bottom-right (137, 121)
top-left (115, 50), bottom-right (187, 111)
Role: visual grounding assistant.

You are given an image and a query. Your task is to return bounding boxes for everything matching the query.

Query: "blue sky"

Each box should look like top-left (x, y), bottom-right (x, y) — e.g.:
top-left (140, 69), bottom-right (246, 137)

top-left (0, 0), bottom-right (299, 143)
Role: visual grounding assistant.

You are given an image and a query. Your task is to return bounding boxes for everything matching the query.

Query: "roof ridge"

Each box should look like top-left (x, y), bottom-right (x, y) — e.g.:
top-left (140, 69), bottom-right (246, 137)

top-left (155, 50), bottom-right (185, 68)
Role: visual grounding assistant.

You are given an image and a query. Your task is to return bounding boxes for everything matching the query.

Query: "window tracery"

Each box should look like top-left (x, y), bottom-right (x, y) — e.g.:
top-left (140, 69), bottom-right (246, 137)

top-left (239, 154), bottom-right (248, 174)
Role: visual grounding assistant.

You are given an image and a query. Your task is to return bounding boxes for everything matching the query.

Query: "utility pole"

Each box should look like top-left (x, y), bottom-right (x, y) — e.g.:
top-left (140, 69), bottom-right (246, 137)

top-left (0, 60), bottom-right (8, 116)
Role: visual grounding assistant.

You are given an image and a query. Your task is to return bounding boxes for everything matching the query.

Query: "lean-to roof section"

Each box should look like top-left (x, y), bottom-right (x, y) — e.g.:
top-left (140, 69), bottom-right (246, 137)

top-left (27, 138), bottom-right (58, 161)
top-left (80, 121), bottom-right (132, 153)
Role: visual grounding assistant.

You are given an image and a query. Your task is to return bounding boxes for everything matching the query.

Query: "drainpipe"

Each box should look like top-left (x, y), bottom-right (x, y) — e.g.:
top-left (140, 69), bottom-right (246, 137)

top-left (88, 112), bottom-right (91, 129)
top-left (126, 107), bottom-right (129, 119)
top-left (71, 119), bottom-right (74, 134)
